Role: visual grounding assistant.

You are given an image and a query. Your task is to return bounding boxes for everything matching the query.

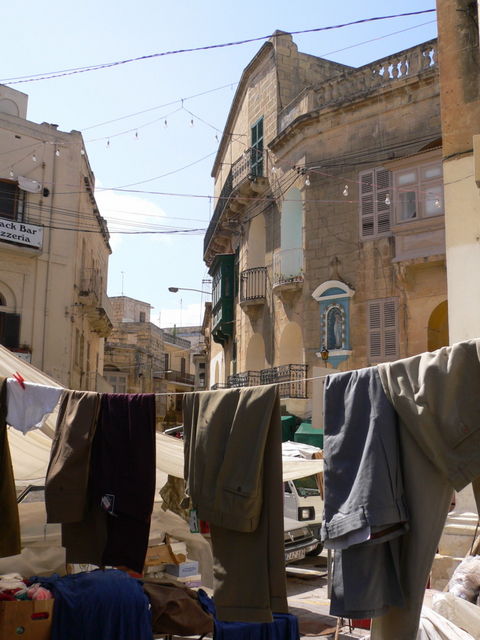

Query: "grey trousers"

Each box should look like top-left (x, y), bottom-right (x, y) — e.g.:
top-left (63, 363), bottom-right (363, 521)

top-left (370, 424), bottom-right (452, 639)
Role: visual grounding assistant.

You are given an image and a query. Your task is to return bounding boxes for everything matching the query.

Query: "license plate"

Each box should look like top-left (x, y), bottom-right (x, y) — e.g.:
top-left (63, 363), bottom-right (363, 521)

top-left (285, 548), bottom-right (306, 562)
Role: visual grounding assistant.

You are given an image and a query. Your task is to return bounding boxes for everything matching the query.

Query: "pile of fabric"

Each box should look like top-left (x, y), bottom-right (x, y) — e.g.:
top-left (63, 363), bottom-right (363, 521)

top-left (448, 555), bottom-right (480, 604)
top-left (0, 572), bottom-right (52, 601)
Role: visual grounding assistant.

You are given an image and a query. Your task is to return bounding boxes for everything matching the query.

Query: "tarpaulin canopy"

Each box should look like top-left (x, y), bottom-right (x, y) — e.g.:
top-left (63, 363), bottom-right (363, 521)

top-left (1, 345), bottom-right (323, 486)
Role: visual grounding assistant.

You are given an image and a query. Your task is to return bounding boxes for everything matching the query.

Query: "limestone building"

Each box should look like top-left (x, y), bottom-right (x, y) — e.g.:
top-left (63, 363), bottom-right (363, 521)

top-left (104, 296), bottom-right (167, 424)
top-left (0, 84), bottom-right (112, 389)
top-left (204, 32), bottom-right (447, 420)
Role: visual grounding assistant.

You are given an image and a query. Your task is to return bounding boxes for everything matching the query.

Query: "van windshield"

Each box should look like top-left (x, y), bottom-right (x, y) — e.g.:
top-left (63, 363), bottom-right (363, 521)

top-left (293, 475), bottom-right (321, 497)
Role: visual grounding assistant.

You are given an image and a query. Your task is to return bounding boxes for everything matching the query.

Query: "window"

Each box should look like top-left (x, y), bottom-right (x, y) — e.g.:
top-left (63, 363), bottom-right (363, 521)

top-left (0, 312), bottom-right (20, 348)
top-left (139, 311), bottom-right (146, 322)
top-left (164, 352), bottom-right (170, 373)
top-left (250, 117), bottom-right (264, 177)
top-left (0, 180), bottom-right (25, 221)
top-left (106, 374), bottom-right (127, 393)
top-left (394, 162), bottom-right (444, 222)
top-left (180, 357), bottom-right (186, 374)
top-left (359, 168), bottom-right (392, 239)
top-left (368, 298), bottom-right (398, 361)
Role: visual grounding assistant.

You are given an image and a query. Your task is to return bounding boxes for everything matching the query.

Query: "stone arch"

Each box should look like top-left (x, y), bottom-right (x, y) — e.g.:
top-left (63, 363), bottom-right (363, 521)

top-left (428, 300), bottom-right (449, 352)
top-left (278, 321), bottom-right (303, 365)
top-left (245, 333), bottom-right (266, 371)
top-left (0, 99), bottom-right (19, 117)
top-left (0, 281), bottom-right (16, 312)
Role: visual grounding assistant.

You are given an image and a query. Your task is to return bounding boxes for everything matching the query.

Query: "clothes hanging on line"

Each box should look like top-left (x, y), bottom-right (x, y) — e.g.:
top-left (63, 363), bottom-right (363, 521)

top-left (183, 384), bottom-right (288, 624)
top-left (322, 366), bottom-right (408, 620)
top-left (322, 338), bottom-right (480, 640)
top-left (6, 379), bottom-right (63, 434)
top-left (0, 376), bottom-right (21, 559)
top-left (45, 391), bottom-right (156, 574)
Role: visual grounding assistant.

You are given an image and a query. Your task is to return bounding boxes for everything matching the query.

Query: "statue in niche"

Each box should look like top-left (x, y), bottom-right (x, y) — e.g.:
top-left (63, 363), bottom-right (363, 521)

top-left (327, 306), bottom-right (343, 350)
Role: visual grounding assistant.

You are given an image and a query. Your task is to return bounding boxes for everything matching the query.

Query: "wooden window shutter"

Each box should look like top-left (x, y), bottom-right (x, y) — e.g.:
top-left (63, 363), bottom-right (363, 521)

top-left (368, 298), bottom-right (398, 361)
top-left (359, 170), bottom-right (375, 239)
top-left (359, 168), bottom-right (392, 239)
top-left (375, 168), bottom-right (392, 235)
top-left (368, 301), bottom-right (382, 359)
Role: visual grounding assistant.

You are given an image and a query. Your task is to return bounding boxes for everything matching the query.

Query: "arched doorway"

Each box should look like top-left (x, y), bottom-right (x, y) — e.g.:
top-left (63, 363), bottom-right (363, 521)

top-left (427, 301), bottom-right (449, 351)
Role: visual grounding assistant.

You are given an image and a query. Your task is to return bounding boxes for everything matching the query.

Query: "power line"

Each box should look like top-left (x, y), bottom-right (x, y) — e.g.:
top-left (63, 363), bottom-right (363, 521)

top-left (0, 10), bottom-right (436, 86)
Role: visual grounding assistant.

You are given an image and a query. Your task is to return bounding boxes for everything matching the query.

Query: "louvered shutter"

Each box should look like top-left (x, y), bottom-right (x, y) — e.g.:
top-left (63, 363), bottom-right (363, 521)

top-left (375, 168), bottom-right (392, 235)
top-left (368, 301), bottom-right (382, 359)
top-left (368, 298), bottom-right (398, 361)
top-left (383, 299), bottom-right (397, 357)
top-left (360, 170), bottom-right (375, 239)
top-left (359, 168), bottom-right (392, 239)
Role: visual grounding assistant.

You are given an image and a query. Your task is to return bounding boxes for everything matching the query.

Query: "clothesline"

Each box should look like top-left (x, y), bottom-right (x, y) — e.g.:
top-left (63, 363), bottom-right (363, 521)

top-left (154, 372), bottom-right (333, 396)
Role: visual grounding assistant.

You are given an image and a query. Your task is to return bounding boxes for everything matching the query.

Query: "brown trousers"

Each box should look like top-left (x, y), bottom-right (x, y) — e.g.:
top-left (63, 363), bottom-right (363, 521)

top-left (0, 376), bottom-right (21, 558)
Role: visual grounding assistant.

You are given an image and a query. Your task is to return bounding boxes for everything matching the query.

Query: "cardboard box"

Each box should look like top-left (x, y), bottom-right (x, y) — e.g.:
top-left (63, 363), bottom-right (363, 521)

top-left (164, 560), bottom-right (199, 578)
top-left (0, 599), bottom-right (54, 640)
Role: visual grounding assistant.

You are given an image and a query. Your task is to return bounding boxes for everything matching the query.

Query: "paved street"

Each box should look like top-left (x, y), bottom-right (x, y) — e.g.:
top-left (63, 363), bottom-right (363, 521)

top-left (286, 553), bottom-right (370, 639)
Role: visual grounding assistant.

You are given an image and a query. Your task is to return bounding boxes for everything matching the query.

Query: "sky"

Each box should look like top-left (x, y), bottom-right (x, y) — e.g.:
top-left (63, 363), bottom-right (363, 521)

top-left (0, 1), bottom-right (438, 328)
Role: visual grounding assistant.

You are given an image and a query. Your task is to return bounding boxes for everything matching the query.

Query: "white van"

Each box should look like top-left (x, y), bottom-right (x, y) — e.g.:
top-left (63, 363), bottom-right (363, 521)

top-left (284, 474), bottom-right (323, 560)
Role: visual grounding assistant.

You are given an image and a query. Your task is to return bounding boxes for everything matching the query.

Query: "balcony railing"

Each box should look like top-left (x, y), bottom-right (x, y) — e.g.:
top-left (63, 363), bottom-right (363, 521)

top-left (279, 39), bottom-right (438, 135)
top-left (221, 364), bottom-right (308, 398)
top-left (166, 370), bottom-right (195, 385)
top-left (261, 364), bottom-right (308, 398)
top-left (227, 371), bottom-right (261, 388)
top-left (240, 267), bottom-right (267, 303)
top-left (272, 248), bottom-right (304, 287)
top-left (232, 149), bottom-right (267, 190)
top-left (204, 169), bottom-right (233, 256)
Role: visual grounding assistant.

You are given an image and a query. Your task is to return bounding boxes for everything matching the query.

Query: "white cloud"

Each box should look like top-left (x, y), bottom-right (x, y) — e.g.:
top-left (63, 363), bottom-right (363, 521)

top-left (95, 188), bottom-right (168, 251)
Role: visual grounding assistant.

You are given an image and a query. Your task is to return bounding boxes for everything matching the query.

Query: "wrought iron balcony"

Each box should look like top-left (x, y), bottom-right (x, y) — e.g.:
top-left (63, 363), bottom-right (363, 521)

top-left (222, 364), bottom-right (308, 398)
top-left (240, 267), bottom-right (267, 305)
top-left (227, 370), bottom-right (261, 388)
top-left (260, 364), bottom-right (308, 399)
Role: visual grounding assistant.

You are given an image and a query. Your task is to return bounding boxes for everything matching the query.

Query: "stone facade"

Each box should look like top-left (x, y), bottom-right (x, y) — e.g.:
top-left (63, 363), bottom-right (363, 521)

top-left (0, 84), bottom-right (111, 389)
top-left (205, 32), bottom-right (447, 419)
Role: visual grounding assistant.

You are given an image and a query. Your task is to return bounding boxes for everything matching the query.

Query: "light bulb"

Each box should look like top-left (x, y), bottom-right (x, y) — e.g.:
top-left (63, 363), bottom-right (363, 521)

top-left (107, 139), bottom-right (110, 147)
top-left (385, 193), bottom-right (391, 206)
top-left (164, 120), bottom-right (168, 128)
top-left (305, 174), bottom-right (311, 187)
top-left (343, 184), bottom-right (349, 197)
top-left (32, 153), bottom-right (37, 162)
top-left (190, 119), bottom-right (194, 127)
top-left (434, 197), bottom-right (441, 208)
top-left (215, 134), bottom-right (219, 142)
top-left (80, 148), bottom-right (85, 155)
top-left (135, 131), bottom-right (139, 139)
top-left (271, 166), bottom-right (277, 175)
top-left (55, 149), bottom-right (60, 157)
top-left (9, 168), bottom-right (14, 178)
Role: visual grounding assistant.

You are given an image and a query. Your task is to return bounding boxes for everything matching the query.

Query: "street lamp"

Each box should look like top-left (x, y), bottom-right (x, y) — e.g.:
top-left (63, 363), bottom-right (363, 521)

top-left (168, 287), bottom-right (211, 295)
top-left (320, 345), bottom-right (329, 363)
